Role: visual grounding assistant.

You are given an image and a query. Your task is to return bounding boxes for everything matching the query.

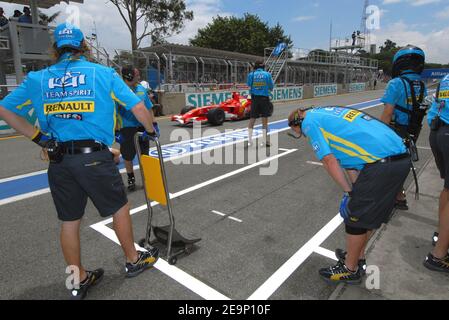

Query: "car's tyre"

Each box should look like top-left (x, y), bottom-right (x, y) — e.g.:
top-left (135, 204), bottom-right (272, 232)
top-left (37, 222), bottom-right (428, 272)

top-left (180, 106), bottom-right (195, 115)
top-left (207, 108), bottom-right (225, 126)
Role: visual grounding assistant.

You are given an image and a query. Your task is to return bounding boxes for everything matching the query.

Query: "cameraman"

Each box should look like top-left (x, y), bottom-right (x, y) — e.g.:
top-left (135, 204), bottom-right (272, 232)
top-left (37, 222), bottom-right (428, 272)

top-left (116, 66), bottom-right (157, 191)
top-left (0, 23), bottom-right (159, 299)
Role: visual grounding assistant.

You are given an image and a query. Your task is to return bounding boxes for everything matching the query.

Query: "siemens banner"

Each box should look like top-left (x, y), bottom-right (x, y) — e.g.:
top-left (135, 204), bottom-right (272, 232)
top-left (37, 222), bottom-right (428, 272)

top-left (349, 83), bottom-right (366, 93)
top-left (185, 86), bottom-right (304, 108)
top-left (314, 84), bottom-right (337, 98)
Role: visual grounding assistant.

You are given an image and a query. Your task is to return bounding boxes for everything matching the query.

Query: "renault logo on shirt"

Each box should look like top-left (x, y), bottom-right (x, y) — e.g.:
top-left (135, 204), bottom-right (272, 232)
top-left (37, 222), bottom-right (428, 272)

top-left (44, 101), bottom-right (95, 114)
top-left (48, 72), bottom-right (86, 89)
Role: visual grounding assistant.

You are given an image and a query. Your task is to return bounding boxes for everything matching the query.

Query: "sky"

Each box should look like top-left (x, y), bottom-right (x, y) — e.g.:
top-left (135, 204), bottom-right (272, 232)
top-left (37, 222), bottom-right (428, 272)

top-left (0, 0), bottom-right (448, 63)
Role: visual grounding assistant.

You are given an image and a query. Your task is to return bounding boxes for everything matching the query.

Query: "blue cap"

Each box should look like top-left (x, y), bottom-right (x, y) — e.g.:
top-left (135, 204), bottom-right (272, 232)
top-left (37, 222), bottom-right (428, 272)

top-left (54, 23), bottom-right (84, 49)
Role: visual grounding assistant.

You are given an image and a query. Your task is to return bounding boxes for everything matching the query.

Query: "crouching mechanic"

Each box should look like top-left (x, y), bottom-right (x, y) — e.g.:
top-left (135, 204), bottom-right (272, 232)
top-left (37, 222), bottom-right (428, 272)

top-left (288, 106), bottom-right (410, 284)
top-left (380, 45), bottom-right (427, 211)
top-left (116, 66), bottom-right (159, 191)
top-left (0, 23), bottom-right (159, 299)
top-left (424, 74), bottom-right (449, 273)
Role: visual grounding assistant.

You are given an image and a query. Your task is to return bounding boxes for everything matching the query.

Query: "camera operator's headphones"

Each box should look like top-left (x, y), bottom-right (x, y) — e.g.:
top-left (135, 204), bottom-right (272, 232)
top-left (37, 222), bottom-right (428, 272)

top-left (121, 65), bottom-right (136, 82)
top-left (288, 106), bottom-right (314, 128)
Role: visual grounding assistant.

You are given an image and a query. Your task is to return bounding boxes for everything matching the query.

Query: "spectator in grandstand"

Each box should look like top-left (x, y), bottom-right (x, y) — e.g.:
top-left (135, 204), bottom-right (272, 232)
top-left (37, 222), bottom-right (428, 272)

top-left (247, 60), bottom-right (274, 147)
top-left (288, 106), bottom-right (410, 285)
top-left (374, 78), bottom-right (377, 90)
top-left (0, 8), bottom-right (8, 27)
top-left (10, 10), bottom-right (22, 22)
top-left (351, 31), bottom-right (356, 47)
top-left (18, 7), bottom-right (32, 24)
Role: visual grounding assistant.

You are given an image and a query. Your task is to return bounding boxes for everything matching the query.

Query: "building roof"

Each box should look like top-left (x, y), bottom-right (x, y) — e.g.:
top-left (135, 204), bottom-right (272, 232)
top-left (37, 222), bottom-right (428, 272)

top-left (1, 0), bottom-right (83, 9)
top-left (142, 43), bottom-right (263, 63)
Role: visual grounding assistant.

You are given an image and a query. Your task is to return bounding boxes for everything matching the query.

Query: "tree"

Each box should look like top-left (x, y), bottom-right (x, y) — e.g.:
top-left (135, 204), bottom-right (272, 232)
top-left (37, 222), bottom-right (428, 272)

top-left (110, 0), bottom-right (193, 51)
top-left (190, 13), bottom-right (293, 56)
top-left (379, 39), bottom-right (398, 53)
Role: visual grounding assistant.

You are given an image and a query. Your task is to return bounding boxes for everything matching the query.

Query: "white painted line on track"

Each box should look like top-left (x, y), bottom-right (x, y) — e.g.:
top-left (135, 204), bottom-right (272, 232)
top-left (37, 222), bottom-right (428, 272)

top-left (0, 169), bottom-right (48, 184)
top-left (306, 161), bottom-right (323, 166)
top-left (0, 99), bottom-right (384, 207)
top-left (248, 214), bottom-right (344, 300)
top-left (90, 223), bottom-right (230, 300)
top-left (0, 165), bottom-right (140, 206)
top-left (314, 246), bottom-right (339, 261)
top-left (90, 149), bottom-right (297, 300)
top-left (0, 188), bottom-right (50, 206)
top-left (211, 210), bottom-right (243, 223)
top-left (97, 149), bottom-right (298, 225)
top-left (417, 146), bottom-right (432, 151)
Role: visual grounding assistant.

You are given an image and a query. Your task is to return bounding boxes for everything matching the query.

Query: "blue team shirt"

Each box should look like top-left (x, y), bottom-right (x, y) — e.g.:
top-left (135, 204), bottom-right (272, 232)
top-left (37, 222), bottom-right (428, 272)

top-left (247, 68), bottom-right (274, 97)
top-left (381, 73), bottom-right (428, 126)
top-left (302, 107), bottom-right (407, 170)
top-left (117, 84), bottom-right (153, 128)
top-left (0, 53), bottom-right (141, 146)
top-left (18, 15), bottom-right (32, 23)
top-left (428, 74), bottom-right (449, 125)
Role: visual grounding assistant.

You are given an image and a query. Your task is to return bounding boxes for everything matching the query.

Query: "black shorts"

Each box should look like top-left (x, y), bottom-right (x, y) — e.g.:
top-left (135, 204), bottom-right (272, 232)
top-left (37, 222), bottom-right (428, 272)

top-left (430, 125), bottom-right (449, 189)
top-left (346, 157), bottom-right (411, 230)
top-left (120, 127), bottom-right (150, 161)
top-left (48, 149), bottom-right (128, 222)
top-left (251, 95), bottom-right (272, 119)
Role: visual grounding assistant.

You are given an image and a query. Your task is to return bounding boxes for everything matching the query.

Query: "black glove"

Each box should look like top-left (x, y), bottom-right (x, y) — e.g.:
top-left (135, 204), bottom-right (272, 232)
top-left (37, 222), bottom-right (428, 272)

top-left (141, 130), bottom-right (158, 142)
top-left (32, 130), bottom-right (53, 148)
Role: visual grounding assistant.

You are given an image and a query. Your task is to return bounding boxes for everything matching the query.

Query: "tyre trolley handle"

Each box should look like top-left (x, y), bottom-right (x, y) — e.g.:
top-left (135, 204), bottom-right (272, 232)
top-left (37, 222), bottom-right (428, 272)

top-left (133, 133), bottom-right (200, 265)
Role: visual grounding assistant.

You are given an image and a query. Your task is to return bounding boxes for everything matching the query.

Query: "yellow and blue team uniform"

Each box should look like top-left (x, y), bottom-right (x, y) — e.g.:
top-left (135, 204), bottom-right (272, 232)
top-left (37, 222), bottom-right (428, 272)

top-left (247, 68), bottom-right (274, 97)
top-left (429, 74), bottom-right (449, 190)
top-left (381, 73), bottom-right (428, 126)
top-left (0, 53), bottom-right (141, 147)
top-left (117, 83), bottom-right (153, 129)
top-left (302, 107), bottom-right (407, 170)
top-left (428, 74), bottom-right (449, 126)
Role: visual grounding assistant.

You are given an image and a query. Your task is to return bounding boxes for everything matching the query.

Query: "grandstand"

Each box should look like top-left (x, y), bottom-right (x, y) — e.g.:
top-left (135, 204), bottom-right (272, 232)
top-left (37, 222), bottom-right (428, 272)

top-left (136, 43), bottom-right (378, 92)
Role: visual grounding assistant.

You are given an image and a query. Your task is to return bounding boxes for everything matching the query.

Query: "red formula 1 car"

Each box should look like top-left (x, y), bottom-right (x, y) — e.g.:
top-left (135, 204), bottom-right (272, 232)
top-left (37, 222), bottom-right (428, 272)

top-left (171, 92), bottom-right (252, 126)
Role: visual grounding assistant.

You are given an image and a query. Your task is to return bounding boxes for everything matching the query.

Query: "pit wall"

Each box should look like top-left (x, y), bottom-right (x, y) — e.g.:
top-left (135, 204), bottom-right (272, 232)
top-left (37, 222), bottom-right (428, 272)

top-left (160, 82), bottom-right (374, 115)
top-left (0, 82), bottom-right (376, 135)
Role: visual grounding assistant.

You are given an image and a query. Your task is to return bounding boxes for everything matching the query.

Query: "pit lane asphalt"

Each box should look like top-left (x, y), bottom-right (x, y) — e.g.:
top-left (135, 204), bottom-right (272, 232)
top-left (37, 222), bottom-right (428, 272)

top-left (0, 90), bottom-right (434, 300)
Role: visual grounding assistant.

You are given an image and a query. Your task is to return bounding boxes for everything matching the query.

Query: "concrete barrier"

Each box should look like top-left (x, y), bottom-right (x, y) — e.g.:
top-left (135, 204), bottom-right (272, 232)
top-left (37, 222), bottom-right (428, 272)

top-left (159, 82), bottom-right (375, 116)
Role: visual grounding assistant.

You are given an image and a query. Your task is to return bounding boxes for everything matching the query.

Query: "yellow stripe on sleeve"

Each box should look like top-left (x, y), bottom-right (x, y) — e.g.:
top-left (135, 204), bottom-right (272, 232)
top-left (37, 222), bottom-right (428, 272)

top-left (111, 92), bottom-right (127, 107)
top-left (16, 99), bottom-right (32, 111)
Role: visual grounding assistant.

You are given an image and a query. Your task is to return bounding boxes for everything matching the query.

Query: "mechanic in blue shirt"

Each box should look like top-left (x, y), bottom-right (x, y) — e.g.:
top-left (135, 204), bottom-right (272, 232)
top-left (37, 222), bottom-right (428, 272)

top-left (0, 23), bottom-right (159, 299)
top-left (288, 106), bottom-right (410, 284)
top-left (247, 61), bottom-right (274, 147)
top-left (380, 45), bottom-right (427, 211)
top-left (116, 65), bottom-right (156, 191)
top-left (423, 74), bottom-right (449, 274)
